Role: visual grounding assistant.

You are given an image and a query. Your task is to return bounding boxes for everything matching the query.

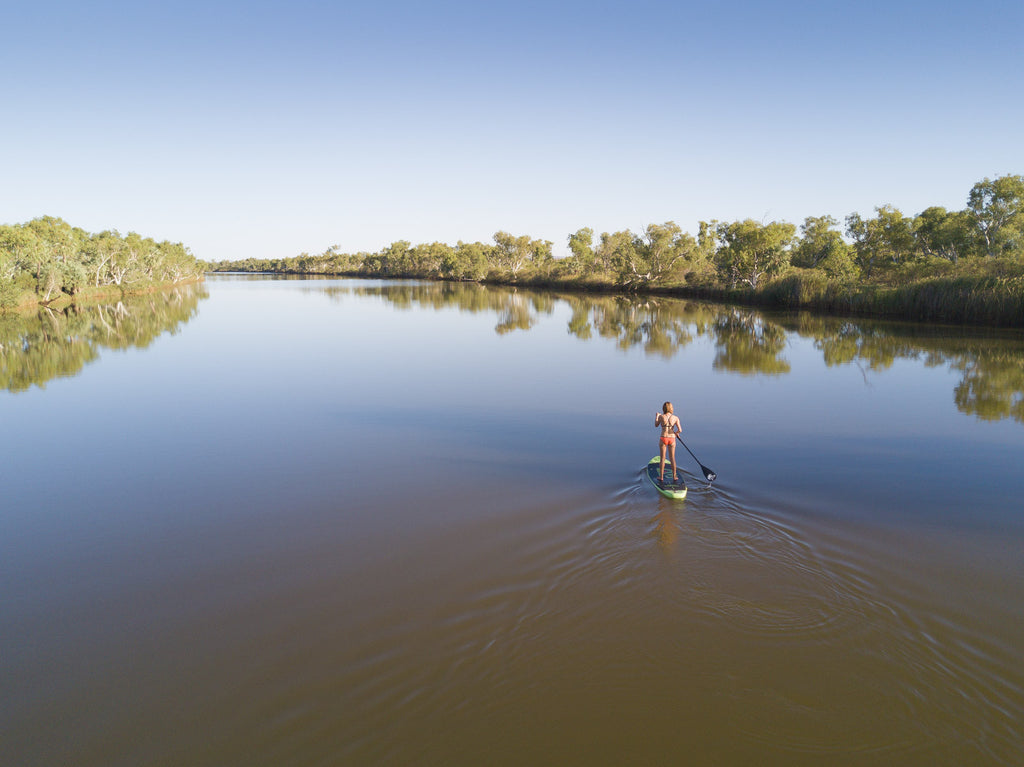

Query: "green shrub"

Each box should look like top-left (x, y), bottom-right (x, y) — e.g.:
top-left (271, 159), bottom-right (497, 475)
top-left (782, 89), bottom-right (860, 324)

top-left (0, 277), bottom-right (19, 309)
top-left (761, 269), bottom-right (830, 307)
top-left (61, 260), bottom-right (88, 295)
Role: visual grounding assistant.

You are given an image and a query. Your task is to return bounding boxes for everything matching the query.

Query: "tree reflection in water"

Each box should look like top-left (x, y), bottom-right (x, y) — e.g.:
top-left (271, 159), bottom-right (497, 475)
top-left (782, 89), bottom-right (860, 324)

top-left (952, 351), bottom-right (1024, 422)
top-left (0, 283), bottom-right (208, 392)
top-left (314, 280), bottom-right (1024, 426)
top-left (711, 310), bottom-right (791, 375)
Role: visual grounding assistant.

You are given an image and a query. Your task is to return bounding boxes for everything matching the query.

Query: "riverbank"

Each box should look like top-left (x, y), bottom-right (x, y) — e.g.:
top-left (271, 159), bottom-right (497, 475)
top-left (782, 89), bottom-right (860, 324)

top-left (207, 266), bottom-right (1024, 329)
top-left (644, 273), bottom-right (1024, 328)
top-left (2, 277), bottom-right (206, 314)
top-left (1, 216), bottom-right (204, 312)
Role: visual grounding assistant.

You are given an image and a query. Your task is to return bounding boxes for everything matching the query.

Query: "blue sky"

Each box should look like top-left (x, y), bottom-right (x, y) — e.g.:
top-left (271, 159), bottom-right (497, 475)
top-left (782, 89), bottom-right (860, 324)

top-left (2, 0), bottom-right (1022, 261)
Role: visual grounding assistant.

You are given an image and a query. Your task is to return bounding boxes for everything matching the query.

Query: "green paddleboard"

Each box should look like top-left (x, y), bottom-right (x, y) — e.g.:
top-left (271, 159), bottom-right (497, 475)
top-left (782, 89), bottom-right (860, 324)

top-left (646, 457), bottom-right (688, 499)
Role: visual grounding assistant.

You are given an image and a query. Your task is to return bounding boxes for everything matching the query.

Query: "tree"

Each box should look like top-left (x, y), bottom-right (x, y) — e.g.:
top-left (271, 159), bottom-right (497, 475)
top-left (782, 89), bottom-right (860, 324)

top-left (380, 240), bottom-right (412, 275)
top-left (609, 222), bottom-right (696, 288)
top-left (492, 232), bottom-right (549, 277)
top-left (845, 205), bottom-right (916, 276)
top-left (409, 242), bottom-right (453, 275)
top-left (792, 215), bottom-right (858, 280)
top-left (690, 220), bottom-right (720, 279)
top-left (967, 174), bottom-right (1024, 258)
top-left (594, 230), bottom-right (633, 273)
top-left (914, 206), bottom-right (972, 263)
top-left (85, 231), bottom-right (121, 286)
top-left (442, 241), bottom-right (491, 280)
top-left (0, 225), bottom-right (39, 281)
top-left (715, 219), bottom-right (795, 289)
top-left (23, 216), bottom-right (87, 298)
top-left (532, 238), bottom-right (554, 269)
top-left (565, 227), bottom-right (595, 274)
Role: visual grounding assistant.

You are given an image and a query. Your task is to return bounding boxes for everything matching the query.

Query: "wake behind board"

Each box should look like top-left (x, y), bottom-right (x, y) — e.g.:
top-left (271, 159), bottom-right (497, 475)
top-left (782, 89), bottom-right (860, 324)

top-left (646, 457), bottom-right (687, 499)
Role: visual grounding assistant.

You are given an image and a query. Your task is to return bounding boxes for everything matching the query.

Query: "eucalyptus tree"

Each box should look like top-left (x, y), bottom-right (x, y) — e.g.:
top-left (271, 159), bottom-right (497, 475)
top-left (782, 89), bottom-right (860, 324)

top-left (107, 232), bottom-right (148, 286)
top-left (0, 225), bottom-right (38, 278)
top-left (914, 207), bottom-right (972, 263)
top-left (692, 220), bottom-right (720, 276)
top-left (601, 222), bottom-right (696, 288)
top-left (630, 222), bottom-right (694, 288)
top-left (715, 219), bottom-right (795, 289)
top-left (594, 230), bottom-right (633, 274)
top-left (967, 174), bottom-right (1024, 258)
top-left (86, 231), bottom-right (122, 286)
top-left (26, 216), bottom-right (84, 265)
top-left (409, 242), bottom-right (453, 275)
top-left (380, 240), bottom-right (413, 275)
top-left (492, 232), bottom-right (550, 277)
top-left (565, 227), bottom-right (596, 274)
top-left (0, 226), bottom-right (38, 306)
top-left (845, 205), bottom-right (916, 276)
top-left (157, 241), bottom-right (198, 283)
top-left (440, 241), bottom-right (491, 280)
top-left (792, 215), bottom-right (858, 280)
top-left (22, 217), bottom-right (85, 299)
top-left (461, 242), bottom-right (492, 280)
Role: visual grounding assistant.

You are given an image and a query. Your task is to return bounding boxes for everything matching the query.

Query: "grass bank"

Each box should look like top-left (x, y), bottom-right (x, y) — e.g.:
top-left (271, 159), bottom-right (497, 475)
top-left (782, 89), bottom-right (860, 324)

top-left (1, 277), bottom-right (206, 314)
top-left (488, 270), bottom-right (1024, 328)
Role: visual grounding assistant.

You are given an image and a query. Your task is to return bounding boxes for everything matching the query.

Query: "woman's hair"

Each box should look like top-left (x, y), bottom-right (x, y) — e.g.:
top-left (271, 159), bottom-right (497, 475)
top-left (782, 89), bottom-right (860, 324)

top-left (663, 401), bottom-right (673, 413)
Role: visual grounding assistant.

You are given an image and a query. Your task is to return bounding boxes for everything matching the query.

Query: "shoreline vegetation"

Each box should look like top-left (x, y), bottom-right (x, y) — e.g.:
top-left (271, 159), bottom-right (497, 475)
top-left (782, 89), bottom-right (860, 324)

top-left (207, 174), bottom-right (1024, 328)
top-left (1, 216), bottom-right (204, 312)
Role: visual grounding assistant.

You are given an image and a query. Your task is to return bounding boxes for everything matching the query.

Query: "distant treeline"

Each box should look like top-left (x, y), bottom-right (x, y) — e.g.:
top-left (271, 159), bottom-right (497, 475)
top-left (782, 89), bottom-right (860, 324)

top-left (208, 174), bottom-right (1024, 326)
top-left (1, 216), bottom-right (203, 310)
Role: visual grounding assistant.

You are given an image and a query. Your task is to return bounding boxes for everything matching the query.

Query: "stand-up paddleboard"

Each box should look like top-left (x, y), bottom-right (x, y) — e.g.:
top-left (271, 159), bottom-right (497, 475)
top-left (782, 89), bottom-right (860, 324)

top-left (646, 457), bottom-right (687, 499)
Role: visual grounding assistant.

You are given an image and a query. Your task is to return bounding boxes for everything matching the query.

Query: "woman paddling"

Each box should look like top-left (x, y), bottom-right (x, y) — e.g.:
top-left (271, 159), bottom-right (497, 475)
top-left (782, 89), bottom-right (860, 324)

top-left (655, 402), bottom-right (681, 482)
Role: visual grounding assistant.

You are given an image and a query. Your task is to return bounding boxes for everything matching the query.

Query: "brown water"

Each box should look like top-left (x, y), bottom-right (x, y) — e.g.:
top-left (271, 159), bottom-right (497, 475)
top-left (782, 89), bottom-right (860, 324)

top-left (2, 277), bottom-right (1022, 765)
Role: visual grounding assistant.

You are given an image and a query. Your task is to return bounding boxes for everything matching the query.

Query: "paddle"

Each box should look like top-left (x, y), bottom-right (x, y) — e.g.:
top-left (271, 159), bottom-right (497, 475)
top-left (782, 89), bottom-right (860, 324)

top-left (676, 434), bottom-right (716, 483)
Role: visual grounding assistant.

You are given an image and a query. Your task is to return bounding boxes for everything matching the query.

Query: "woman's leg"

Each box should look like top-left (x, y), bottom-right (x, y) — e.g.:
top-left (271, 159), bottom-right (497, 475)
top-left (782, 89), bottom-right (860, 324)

top-left (668, 442), bottom-right (677, 480)
top-left (659, 440), bottom-right (667, 480)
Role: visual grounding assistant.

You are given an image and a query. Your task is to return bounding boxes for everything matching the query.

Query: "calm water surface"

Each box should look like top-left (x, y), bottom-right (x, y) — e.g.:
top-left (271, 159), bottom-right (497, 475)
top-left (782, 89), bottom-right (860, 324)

top-left (2, 276), bottom-right (1023, 765)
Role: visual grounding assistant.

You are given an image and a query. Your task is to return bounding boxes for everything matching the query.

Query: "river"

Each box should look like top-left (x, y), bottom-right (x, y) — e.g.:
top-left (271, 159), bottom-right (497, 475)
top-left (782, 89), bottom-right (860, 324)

top-left (2, 275), bottom-right (1022, 765)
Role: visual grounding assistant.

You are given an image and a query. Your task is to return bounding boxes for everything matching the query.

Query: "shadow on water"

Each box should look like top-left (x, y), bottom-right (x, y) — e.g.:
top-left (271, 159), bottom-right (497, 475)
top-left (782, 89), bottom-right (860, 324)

top-left (0, 283), bottom-right (208, 392)
top-left (312, 280), bottom-right (1024, 425)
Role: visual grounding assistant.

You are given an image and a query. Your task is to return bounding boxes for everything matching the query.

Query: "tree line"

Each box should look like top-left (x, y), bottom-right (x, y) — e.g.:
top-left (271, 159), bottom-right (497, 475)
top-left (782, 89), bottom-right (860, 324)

top-left (208, 174), bottom-right (1023, 295)
top-left (0, 216), bottom-right (203, 309)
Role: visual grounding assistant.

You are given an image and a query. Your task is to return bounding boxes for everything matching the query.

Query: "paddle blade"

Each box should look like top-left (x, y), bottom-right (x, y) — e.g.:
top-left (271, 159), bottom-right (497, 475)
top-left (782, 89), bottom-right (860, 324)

top-left (676, 435), bottom-right (717, 484)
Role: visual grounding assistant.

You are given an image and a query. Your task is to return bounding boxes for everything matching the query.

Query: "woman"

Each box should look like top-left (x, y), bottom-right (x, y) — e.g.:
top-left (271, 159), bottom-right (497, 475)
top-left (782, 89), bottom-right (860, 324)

top-left (654, 401), bottom-right (681, 482)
